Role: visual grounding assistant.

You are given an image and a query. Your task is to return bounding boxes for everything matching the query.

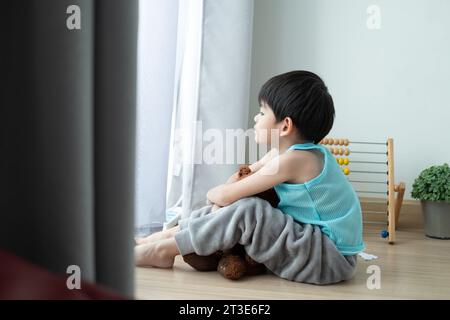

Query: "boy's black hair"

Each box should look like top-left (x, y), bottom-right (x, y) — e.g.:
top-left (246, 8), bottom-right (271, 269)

top-left (258, 70), bottom-right (335, 143)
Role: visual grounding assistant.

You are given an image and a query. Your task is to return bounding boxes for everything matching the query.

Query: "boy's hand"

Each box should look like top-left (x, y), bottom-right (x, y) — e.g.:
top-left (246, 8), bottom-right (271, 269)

top-left (225, 171), bottom-right (241, 184)
top-left (208, 166), bottom-right (248, 211)
top-left (207, 184), bottom-right (227, 206)
top-left (225, 165), bottom-right (253, 184)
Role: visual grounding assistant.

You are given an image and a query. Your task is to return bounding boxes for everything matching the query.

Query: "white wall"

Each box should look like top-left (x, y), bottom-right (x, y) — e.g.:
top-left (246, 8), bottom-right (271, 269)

top-left (250, 0), bottom-right (450, 199)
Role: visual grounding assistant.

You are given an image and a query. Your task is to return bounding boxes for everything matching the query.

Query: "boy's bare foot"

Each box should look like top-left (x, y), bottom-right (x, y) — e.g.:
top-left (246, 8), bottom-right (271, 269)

top-left (134, 239), bottom-right (179, 268)
top-left (135, 226), bottom-right (180, 245)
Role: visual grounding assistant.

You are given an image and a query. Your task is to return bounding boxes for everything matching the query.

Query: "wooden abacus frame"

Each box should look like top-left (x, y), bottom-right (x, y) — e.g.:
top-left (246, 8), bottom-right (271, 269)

top-left (320, 137), bottom-right (406, 244)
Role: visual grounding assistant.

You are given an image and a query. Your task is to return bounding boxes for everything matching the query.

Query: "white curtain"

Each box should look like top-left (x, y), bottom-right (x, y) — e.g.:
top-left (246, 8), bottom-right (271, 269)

top-left (167, 0), bottom-right (255, 218)
top-left (135, 0), bottom-right (179, 236)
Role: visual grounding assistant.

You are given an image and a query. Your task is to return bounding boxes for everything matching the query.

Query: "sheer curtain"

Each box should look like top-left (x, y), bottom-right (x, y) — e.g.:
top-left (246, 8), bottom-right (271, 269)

top-left (134, 0), bottom-right (179, 236)
top-left (136, 0), bottom-right (255, 233)
top-left (167, 0), bottom-right (255, 218)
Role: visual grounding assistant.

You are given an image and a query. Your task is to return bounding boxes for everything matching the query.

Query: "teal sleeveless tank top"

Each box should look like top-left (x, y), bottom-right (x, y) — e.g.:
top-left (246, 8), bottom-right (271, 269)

top-left (274, 142), bottom-right (365, 255)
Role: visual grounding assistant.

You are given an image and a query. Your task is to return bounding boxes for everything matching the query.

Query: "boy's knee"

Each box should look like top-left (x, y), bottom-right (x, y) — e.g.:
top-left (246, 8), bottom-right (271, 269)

top-left (234, 197), bottom-right (266, 208)
top-left (238, 196), bottom-right (266, 205)
top-left (231, 197), bottom-right (270, 220)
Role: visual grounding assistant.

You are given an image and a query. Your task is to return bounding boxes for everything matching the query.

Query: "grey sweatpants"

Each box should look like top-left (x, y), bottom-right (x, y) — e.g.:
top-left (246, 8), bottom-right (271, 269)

top-left (174, 197), bottom-right (357, 285)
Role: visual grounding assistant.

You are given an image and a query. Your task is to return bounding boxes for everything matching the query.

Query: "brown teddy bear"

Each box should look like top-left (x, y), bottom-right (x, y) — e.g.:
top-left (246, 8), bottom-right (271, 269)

top-left (182, 165), bottom-right (279, 280)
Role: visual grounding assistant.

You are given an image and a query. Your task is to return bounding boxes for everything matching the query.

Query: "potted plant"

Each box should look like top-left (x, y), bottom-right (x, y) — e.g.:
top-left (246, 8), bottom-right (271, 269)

top-left (411, 163), bottom-right (450, 239)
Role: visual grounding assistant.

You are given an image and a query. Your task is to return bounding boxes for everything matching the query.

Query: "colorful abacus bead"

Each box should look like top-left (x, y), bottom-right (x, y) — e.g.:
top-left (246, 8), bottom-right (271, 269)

top-left (343, 167), bottom-right (350, 175)
top-left (380, 230), bottom-right (389, 238)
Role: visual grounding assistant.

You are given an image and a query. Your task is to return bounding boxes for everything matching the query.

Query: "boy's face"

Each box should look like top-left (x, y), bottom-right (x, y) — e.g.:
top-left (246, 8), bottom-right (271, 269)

top-left (253, 101), bottom-right (280, 144)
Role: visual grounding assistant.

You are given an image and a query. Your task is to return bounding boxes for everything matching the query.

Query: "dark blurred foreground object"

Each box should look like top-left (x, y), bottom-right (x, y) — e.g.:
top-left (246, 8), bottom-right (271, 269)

top-left (0, 249), bottom-right (125, 300)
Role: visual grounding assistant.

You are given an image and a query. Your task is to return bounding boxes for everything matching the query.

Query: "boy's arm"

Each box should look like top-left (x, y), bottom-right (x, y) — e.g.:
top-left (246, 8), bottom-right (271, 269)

top-left (224, 148), bottom-right (279, 184)
top-left (207, 154), bottom-right (292, 207)
top-left (249, 148), bottom-right (279, 173)
top-left (225, 171), bottom-right (241, 184)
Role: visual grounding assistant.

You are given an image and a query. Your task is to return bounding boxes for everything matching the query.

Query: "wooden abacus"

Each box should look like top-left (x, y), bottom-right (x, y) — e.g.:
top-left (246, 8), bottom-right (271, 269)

top-left (319, 137), bottom-right (405, 244)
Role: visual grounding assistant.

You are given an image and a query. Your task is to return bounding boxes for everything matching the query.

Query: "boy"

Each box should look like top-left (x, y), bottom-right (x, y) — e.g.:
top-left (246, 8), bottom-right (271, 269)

top-left (135, 70), bottom-right (365, 284)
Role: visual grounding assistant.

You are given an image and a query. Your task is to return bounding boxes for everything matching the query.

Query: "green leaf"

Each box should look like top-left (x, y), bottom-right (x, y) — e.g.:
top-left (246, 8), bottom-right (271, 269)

top-left (411, 163), bottom-right (450, 202)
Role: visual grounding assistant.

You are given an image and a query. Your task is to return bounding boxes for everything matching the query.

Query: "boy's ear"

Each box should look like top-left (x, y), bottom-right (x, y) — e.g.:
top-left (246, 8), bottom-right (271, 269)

top-left (280, 117), bottom-right (294, 137)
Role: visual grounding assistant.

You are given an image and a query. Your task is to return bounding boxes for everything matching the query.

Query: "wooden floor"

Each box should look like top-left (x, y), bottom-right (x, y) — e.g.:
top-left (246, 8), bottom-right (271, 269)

top-left (135, 202), bottom-right (450, 299)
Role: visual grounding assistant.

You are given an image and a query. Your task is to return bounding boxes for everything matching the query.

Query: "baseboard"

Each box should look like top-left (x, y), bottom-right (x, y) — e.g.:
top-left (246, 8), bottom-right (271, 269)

top-left (359, 197), bottom-right (423, 230)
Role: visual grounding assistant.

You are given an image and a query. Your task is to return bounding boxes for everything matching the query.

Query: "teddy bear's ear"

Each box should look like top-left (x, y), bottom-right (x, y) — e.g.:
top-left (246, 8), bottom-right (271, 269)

top-left (238, 164), bottom-right (251, 178)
